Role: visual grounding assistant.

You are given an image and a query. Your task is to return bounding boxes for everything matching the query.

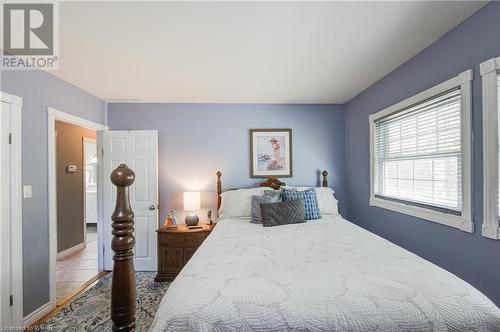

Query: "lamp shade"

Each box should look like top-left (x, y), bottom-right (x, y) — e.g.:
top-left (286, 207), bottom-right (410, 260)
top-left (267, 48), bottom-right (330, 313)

top-left (183, 192), bottom-right (201, 211)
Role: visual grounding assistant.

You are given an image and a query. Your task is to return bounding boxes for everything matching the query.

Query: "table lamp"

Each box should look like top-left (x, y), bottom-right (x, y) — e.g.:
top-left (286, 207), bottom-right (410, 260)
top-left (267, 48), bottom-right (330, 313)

top-left (183, 191), bottom-right (201, 226)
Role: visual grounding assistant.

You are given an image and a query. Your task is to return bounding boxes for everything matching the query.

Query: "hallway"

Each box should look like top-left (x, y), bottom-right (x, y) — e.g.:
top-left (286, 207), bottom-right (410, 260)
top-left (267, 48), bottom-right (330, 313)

top-left (55, 228), bottom-right (100, 305)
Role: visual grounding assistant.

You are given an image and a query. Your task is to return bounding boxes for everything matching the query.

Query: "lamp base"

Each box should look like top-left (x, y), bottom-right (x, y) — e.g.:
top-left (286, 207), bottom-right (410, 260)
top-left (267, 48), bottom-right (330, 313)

top-left (185, 213), bottom-right (199, 226)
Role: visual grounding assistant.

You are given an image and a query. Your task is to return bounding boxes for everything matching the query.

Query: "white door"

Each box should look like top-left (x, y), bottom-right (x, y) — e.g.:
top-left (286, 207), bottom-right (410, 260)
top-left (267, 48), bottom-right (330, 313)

top-left (0, 93), bottom-right (23, 327)
top-left (102, 130), bottom-right (159, 271)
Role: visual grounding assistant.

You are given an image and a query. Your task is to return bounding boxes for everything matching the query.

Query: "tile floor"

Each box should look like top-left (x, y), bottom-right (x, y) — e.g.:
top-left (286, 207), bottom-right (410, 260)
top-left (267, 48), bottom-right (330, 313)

top-left (56, 227), bottom-right (100, 305)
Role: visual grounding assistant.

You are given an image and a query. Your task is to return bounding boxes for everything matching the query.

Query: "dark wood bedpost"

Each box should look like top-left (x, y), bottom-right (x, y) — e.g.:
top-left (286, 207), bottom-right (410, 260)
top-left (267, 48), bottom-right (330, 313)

top-left (260, 177), bottom-right (285, 190)
top-left (322, 170), bottom-right (328, 187)
top-left (110, 164), bottom-right (136, 332)
top-left (216, 171), bottom-right (222, 216)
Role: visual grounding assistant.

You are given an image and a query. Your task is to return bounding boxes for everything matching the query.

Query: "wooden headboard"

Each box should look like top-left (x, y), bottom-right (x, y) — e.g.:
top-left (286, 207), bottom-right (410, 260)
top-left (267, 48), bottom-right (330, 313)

top-left (216, 170), bottom-right (329, 212)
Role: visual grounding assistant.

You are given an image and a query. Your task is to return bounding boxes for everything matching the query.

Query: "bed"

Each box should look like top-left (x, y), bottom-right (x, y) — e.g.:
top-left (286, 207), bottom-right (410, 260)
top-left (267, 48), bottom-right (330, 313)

top-left (147, 172), bottom-right (500, 331)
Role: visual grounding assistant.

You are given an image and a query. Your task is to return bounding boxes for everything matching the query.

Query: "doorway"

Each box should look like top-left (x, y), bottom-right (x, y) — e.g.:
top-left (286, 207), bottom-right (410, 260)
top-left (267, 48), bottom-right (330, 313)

top-left (54, 121), bottom-right (102, 305)
top-left (84, 138), bottom-right (98, 249)
top-left (47, 108), bottom-right (107, 312)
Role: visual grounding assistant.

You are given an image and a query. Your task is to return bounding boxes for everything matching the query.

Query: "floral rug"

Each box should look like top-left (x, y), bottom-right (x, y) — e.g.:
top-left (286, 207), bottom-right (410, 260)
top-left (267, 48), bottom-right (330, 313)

top-left (46, 272), bottom-right (169, 331)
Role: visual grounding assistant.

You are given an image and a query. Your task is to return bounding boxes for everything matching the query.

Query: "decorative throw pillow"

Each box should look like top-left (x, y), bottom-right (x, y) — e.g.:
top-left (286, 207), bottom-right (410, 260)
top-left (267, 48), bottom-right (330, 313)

top-left (260, 199), bottom-right (305, 227)
top-left (282, 186), bottom-right (339, 216)
top-left (250, 190), bottom-right (282, 224)
top-left (281, 187), bottom-right (321, 220)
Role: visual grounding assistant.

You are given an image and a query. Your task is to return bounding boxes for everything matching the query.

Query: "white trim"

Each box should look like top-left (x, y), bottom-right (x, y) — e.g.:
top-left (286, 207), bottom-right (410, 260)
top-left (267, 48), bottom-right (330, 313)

top-left (1, 92), bottom-right (23, 106)
top-left (47, 108), bottom-right (108, 312)
top-left (56, 242), bottom-right (85, 261)
top-left (0, 92), bottom-right (24, 327)
top-left (47, 107), bottom-right (107, 131)
top-left (368, 69), bottom-right (473, 123)
top-left (22, 301), bottom-right (52, 327)
top-left (47, 112), bottom-right (57, 310)
top-left (9, 98), bottom-right (23, 326)
top-left (369, 118), bottom-right (375, 205)
top-left (369, 198), bottom-right (473, 232)
top-left (460, 71), bottom-right (473, 227)
top-left (369, 69), bottom-right (473, 233)
top-left (480, 56), bottom-right (500, 76)
top-left (481, 56), bottom-right (500, 240)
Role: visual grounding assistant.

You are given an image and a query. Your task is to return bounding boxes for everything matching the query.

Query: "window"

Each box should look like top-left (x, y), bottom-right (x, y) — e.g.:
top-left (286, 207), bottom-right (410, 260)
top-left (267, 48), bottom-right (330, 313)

top-left (481, 56), bottom-right (500, 240)
top-left (374, 89), bottom-right (462, 211)
top-left (369, 70), bottom-right (472, 232)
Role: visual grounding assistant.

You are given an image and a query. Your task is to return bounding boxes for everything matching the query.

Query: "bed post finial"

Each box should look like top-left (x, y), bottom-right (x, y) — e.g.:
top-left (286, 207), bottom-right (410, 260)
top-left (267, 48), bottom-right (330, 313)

top-left (217, 171), bottom-right (222, 216)
top-left (322, 170), bottom-right (328, 187)
top-left (110, 164), bottom-right (136, 332)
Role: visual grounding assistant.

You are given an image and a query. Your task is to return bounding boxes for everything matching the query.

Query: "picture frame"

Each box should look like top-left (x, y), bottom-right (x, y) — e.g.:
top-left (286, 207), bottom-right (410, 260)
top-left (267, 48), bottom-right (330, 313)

top-left (250, 129), bottom-right (292, 178)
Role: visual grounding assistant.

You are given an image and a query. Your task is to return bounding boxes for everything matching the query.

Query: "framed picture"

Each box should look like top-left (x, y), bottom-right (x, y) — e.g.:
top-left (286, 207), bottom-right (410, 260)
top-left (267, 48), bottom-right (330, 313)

top-left (250, 129), bottom-right (292, 178)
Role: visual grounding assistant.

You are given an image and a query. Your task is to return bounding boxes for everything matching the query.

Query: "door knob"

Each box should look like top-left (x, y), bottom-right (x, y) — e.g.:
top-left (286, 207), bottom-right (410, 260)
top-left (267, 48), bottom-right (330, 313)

top-left (148, 205), bottom-right (156, 211)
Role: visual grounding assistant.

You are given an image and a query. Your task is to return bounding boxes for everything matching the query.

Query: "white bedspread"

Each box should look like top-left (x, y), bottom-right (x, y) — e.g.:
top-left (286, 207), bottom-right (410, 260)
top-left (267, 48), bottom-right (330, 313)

top-left (150, 217), bottom-right (500, 331)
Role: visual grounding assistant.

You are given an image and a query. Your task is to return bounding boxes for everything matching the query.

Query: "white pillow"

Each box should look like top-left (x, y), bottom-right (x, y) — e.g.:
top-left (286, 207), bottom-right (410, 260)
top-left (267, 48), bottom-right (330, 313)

top-left (219, 187), bottom-right (267, 219)
top-left (315, 187), bottom-right (340, 216)
top-left (282, 186), bottom-right (340, 216)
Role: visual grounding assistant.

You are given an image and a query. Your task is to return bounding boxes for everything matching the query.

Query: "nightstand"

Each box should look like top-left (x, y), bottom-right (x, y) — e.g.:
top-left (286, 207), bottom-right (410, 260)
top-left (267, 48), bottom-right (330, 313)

top-left (155, 223), bottom-right (215, 282)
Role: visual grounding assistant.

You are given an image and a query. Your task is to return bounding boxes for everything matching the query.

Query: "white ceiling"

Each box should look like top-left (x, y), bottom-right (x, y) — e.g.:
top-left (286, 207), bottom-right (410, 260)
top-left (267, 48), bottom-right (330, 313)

top-left (52, 1), bottom-right (486, 104)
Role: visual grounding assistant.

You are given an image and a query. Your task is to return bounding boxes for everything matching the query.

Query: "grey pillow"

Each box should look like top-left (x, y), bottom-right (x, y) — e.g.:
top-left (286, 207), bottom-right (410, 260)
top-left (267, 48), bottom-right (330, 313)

top-left (250, 190), bottom-right (282, 224)
top-left (260, 199), bottom-right (306, 227)
top-left (264, 190), bottom-right (281, 196)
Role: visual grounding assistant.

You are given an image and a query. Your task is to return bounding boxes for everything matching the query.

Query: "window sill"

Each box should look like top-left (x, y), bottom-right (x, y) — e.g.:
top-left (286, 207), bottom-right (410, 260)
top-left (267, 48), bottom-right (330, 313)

top-left (369, 197), bottom-right (473, 233)
top-left (482, 224), bottom-right (500, 240)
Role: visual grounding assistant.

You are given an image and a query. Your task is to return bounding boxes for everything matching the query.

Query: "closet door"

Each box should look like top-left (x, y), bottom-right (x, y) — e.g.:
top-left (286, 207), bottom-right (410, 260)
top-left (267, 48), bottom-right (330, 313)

top-left (0, 93), bottom-right (23, 327)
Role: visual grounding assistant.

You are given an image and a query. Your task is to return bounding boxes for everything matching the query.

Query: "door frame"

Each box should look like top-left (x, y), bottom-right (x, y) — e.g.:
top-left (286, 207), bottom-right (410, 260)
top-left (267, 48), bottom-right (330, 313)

top-left (0, 91), bottom-right (23, 326)
top-left (46, 107), bottom-right (107, 314)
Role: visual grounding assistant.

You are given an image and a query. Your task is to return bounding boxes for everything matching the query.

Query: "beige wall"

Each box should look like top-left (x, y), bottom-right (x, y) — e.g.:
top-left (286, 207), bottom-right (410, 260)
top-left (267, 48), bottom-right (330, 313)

top-left (56, 120), bottom-right (96, 253)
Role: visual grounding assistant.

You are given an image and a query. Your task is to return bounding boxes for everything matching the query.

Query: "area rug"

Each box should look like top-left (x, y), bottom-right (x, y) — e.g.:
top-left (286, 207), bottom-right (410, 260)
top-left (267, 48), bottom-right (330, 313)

top-left (46, 272), bottom-right (169, 331)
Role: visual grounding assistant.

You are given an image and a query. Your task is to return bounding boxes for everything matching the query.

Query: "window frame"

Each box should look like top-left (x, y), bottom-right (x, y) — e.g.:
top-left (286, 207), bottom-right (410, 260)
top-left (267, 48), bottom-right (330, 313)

top-left (480, 56), bottom-right (500, 240)
top-left (369, 69), bottom-right (473, 233)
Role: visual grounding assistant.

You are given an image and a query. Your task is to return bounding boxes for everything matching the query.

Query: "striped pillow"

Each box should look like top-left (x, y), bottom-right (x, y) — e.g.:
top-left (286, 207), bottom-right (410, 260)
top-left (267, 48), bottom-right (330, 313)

top-left (281, 187), bottom-right (321, 220)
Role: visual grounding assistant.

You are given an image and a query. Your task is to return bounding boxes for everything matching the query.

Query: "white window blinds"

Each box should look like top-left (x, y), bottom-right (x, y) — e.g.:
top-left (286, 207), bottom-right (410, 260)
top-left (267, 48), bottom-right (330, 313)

top-left (374, 89), bottom-right (462, 212)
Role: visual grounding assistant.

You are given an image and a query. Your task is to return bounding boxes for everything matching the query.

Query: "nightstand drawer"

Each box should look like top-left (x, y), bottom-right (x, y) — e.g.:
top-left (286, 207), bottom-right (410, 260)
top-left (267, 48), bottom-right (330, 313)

top-left (165, 233), bottom-right (206, 247)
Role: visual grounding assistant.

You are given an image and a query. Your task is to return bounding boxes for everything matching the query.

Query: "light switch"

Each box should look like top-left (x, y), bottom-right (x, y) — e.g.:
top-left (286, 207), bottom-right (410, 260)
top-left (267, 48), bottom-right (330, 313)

top-left (23, 185), bottom-right (32, 198)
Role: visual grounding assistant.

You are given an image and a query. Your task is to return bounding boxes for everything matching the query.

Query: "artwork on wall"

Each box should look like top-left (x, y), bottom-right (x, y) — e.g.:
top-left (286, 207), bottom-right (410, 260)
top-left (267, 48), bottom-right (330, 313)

top-left (250, 129), bottom-right (292, 178)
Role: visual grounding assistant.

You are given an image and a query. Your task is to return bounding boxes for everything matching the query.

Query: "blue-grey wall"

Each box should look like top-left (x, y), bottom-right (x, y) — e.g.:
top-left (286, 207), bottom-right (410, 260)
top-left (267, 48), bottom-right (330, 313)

top-left (108, 103), bottom-right (346, 223)
top-left (345, 2), bottom-right (500, 305)
top-left (1, 70), bottom-right (107, 316)
top-left (3, 0), bottom-right (500, 319)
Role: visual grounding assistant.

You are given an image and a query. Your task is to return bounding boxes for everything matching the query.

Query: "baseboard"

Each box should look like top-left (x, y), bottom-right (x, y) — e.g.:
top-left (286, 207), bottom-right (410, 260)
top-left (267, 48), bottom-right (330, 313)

top-left (56, 242), bottom-right (85, 260)
top-left (23, 301), bottom-right (53, 327)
